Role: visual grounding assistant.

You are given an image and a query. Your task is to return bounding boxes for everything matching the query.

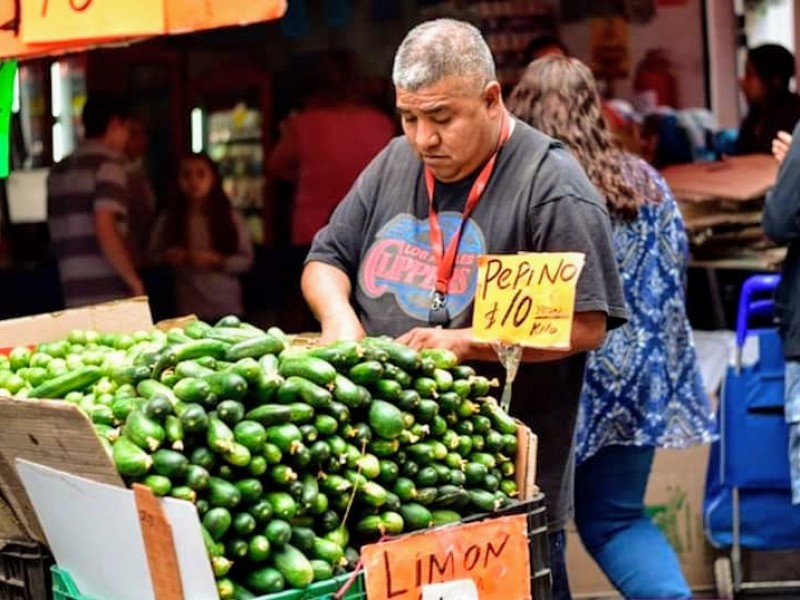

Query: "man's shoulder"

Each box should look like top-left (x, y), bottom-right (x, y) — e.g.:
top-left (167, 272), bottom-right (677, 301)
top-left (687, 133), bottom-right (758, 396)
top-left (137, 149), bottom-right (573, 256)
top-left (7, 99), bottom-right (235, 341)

top-left (505, 121), bottom-right (606, 209)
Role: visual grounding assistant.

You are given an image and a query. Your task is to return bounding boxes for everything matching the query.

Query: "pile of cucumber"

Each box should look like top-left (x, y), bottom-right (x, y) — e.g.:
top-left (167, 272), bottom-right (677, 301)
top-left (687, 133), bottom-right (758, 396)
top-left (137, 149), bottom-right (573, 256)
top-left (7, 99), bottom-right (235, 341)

top-left (0, 316), bottom-right (522, 599)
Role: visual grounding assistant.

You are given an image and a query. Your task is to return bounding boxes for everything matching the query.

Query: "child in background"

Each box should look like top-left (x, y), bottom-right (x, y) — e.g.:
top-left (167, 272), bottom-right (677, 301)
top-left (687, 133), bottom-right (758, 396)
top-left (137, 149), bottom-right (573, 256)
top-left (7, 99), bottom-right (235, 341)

top-left (150, 153), bottom-right (253, 321)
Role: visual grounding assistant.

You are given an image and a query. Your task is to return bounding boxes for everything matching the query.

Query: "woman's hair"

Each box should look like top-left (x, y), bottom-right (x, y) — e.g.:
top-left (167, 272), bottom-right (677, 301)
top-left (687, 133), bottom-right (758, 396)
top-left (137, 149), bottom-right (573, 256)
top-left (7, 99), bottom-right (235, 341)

top-left (748, 44), bottom-right (795, 96)
top-left (161, 153), bottom-right (240, 255)
top-left (507, 56), bottom-right (647, 220)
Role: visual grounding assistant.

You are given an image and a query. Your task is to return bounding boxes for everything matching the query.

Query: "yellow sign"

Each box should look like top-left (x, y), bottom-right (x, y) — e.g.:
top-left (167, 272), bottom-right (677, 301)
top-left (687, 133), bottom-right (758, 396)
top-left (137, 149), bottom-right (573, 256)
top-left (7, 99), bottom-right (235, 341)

top-left (21, 0), bottom-right (165, 43)
top-left (473, 253), bottom-right (585, 349)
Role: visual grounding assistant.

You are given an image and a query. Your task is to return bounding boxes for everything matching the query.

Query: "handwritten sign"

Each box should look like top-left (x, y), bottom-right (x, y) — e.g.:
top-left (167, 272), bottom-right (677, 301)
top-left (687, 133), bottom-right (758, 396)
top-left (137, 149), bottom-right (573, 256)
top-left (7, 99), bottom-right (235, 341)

top-left (473, 253), bottom-right (585, 349)
top-left (0, 61), bottom-right (16, 179)
top-left (361, 514), bottom-right (531, 600)
top-left (21, 0), bottom-right (165, 43)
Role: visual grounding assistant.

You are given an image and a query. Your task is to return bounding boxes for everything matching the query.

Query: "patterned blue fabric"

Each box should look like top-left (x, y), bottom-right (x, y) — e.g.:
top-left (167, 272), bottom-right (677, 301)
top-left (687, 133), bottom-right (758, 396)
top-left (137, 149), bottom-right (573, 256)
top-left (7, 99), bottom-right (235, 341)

top-left (576, 156), bottom-right (715, 464)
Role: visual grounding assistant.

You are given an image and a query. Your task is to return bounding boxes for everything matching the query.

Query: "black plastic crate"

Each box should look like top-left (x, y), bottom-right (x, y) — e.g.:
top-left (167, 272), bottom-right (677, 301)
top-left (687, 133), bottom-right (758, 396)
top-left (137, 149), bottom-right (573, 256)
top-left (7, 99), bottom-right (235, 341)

top-left (0, 540), bottom-right (53, 600)
top-left (461, 493), bottom-right (552, 600)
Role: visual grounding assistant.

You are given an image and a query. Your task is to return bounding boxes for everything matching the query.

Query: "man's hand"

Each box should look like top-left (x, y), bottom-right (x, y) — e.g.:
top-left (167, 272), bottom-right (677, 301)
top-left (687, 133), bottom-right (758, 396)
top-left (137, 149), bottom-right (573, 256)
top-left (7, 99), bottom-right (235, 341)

top-left (396, 327), bottom-right (474, 360)
top-left (163, 247), bottom-right (188, 266)
top-left (189, 250), bottom-right (224, 270)
top-left (773, 130), bottom-right (793, 165)
top-left (319, 313), bottom-right (366, 345)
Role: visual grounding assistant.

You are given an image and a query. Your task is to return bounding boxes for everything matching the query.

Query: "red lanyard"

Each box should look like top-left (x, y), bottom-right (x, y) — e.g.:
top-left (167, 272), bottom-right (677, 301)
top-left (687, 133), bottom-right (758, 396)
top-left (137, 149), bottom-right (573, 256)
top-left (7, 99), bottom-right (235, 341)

top-left (425, 113), bottom-right (511, 301)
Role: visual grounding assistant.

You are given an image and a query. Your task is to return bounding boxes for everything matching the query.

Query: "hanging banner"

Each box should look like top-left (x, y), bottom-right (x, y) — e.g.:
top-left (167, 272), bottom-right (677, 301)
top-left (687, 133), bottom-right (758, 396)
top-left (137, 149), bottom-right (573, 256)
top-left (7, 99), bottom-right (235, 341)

top-left (165, 0), bottom-right (287, 34)
top-left (472, 252), bottom-right (585, 349)
top-left (0, 61), bottom-right (17, 178)
top-left (21, 0), bottom-right (165, 43)
top-left (0, 0), bottom-right (287, 57)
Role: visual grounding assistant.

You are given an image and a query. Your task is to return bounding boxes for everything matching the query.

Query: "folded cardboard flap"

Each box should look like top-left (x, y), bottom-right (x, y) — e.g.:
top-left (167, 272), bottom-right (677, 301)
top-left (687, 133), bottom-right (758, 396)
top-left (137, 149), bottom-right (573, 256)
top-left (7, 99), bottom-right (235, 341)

top-left (0, 398), bottom-right (122, 543)
top-left (515, 422), bottom-right (539, 501)
top-left (0, 296), bottom-right (153, 347)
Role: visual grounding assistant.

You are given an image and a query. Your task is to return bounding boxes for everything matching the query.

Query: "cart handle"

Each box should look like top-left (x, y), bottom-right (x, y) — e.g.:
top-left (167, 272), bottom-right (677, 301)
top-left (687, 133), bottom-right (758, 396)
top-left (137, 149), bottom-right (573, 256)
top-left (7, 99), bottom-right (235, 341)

top-left (735, 274), bottom-right (781, 349)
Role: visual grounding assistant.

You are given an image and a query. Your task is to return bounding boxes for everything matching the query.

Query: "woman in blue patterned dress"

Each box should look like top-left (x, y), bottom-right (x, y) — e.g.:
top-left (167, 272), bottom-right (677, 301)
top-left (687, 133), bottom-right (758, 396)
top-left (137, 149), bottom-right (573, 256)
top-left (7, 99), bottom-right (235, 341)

top-left (509, 56), bottom-right (715, 599)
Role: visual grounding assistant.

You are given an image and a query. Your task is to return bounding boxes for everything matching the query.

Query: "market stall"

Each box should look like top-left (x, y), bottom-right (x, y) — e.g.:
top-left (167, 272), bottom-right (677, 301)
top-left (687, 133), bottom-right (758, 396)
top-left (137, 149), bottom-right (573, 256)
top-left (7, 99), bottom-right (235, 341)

top-left (0, 296), bottom-right (547, 600)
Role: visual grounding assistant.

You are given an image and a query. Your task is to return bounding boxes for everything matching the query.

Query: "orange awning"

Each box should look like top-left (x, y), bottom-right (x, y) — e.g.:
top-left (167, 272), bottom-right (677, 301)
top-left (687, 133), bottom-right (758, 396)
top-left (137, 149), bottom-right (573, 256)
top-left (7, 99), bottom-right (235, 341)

top-left (0, 0), bottom-right (287, 60)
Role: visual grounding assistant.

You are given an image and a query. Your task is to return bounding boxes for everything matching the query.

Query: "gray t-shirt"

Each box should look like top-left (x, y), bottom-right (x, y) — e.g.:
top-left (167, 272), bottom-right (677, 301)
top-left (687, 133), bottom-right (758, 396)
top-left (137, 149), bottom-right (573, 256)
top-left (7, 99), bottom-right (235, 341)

top-left (308, 119), bottom-right (627, 529)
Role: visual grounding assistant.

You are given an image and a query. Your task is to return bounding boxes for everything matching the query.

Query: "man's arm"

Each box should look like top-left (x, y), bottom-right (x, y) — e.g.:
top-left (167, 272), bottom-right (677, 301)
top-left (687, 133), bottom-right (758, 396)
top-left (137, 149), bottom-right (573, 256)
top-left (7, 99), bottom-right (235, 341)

top-left (95, 206), bottom-right (144, 295)
top-left (396, 311), bottom-right (606, 362)
top-left (764, 122), bottom-right (800, 244)
top-left (301, 261), bottom-right (365, 343)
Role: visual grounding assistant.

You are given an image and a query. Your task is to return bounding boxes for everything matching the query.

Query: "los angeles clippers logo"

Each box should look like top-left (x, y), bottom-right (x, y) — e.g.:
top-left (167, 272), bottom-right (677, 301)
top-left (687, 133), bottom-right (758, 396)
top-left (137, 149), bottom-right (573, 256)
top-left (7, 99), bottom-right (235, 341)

top-left (359, 213), bottom-right (486, 321)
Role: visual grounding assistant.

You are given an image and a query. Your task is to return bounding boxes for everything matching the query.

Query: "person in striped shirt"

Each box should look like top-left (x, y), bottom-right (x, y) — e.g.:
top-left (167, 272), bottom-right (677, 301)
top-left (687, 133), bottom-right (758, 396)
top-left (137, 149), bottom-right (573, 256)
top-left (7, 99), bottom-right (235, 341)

top-left (47, 94), bottom-right (144, 308)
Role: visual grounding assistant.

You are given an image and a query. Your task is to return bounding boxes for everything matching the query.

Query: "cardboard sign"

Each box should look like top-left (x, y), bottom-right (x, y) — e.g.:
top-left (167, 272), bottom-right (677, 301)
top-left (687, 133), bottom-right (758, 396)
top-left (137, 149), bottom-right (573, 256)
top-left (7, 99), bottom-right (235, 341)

top-left (0, 61), bottom-right (16, 178)
top-left (21, 0), bottom-right (165, 43)
top-left (361, 514), bottom-right (531, 600)
top-left (166, 0), bottom-right (287, 34)
top-left (472, 253), bottom-right (585, 349)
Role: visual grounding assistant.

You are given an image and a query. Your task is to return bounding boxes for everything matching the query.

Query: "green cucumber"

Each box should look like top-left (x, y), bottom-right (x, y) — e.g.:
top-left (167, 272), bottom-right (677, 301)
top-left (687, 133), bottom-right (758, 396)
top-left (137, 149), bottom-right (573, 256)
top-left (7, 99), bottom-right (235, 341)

top-left (247, 534), bottom-right (271, 563)
top-left (368, 399), bottom-right (405, 440)
top-left (400, 502), bottom-right (434, 530)
top-left (233, 420), bottom-right (267, 453)
top-left (112, 436), bottom-right (152, 477)
top-left (136, 379), bottom-right (179, 406)
top-left (203, 506), bottom-right (233, 540)
top-left (30, 365), bottom-right (102, 399)
top-left (172, 378), bottom-right (215, 407)
top-left (265, 519), bottom-right (293, 546)
top-left (140, 474), bottom-right (171, 496)
top-left (278, 376), bottom-right (332, 409)
top-left (419, 348), bottom-right (459, 370)
top-left (207, 415), bottom-right (235, 453)
top-left (332, 373), bottom-right (363, 408)
top-left (273, 544), bottom-right (315, 589)
top-left (151, 449), bottom-right (188, 478)
top-left (312, 537), bottom-right (345, 566)
top-left (226, 334), bottom-right (284, 361)
top-left (203, 372), bottom-right (248, 402)
top-left (245, 567), bottom-right (285, 594)
top-left (308, 340), bottom-right (362, 369)
top-left (216, 399), bottom-right (246, 425)
top-left (348, 360), bottom-right (384, 386)
top-left (208, 477), bottom-right (242, 509)
top-left (234, 477), bottom-right (264, 505)
top-left (265, 492), bottom-right (298, 520)
top-left (124, 410), bottom-right (165, 452)
top-left (279, 356), bottom-right (336, 387)
top-left (185, 464), bottom-right (210, 491)
top-left (310, 559), bottom-right (333, 583)
top-left (178, 403), bottom-right (208, 433)
top-left (362, 337), bottom-right (421, 372)
top-left (183, 320), bottom-right (212, 339)
top-left (175, 360), bottom-right (214, 379)
top-left (431, 509), bottom-right (462, 526)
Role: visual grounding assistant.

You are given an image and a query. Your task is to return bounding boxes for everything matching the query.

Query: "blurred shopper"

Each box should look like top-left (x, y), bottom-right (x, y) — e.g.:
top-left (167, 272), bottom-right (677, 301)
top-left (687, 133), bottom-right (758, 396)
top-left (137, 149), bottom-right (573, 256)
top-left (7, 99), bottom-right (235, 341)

top-left (267, 50), bottom-right (394, 331)
top-left (738, 44), bottom-right (800, 155)
top-left (763, 120), bottom-right (800, 504)
top-left (47, 94), bottom-right (143, 307)
top-left (509, 56), bottom-right (714, 599)
top-left (124, 116), bottom-right (157, 267)
top-left (521, 33), bottom-right (569, 65)
top-left (150, 153), bottom-right (253, 321)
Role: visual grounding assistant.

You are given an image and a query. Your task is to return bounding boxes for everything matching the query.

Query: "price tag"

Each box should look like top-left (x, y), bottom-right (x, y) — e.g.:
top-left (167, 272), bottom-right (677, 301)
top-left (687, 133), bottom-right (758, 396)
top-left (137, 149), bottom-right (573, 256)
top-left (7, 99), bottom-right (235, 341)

top-left (165, 0), bottom-right (287, 33)
top-left (133, 484), bottom-right (185, 600)
top-left (473, 253), bottom-right (585, 349)
top-left (422, 579), bottom-right (480, 600)
top-left (21, 0), bottom-right (164, 44)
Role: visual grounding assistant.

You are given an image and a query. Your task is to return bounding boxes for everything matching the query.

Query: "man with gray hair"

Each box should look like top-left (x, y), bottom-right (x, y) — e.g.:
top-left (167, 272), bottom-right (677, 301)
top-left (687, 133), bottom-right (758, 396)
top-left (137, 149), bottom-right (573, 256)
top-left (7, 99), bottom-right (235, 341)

top-left (302, 19), bottom-right (627, 597)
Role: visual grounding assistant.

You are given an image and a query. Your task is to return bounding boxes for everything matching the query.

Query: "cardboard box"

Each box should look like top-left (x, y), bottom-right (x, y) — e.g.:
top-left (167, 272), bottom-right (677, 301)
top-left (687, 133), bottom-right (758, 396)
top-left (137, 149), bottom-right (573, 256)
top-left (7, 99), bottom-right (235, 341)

top-left (0, 298), bottom-right (153, 543)
top-left (567, 445), bottom-right (715, 599)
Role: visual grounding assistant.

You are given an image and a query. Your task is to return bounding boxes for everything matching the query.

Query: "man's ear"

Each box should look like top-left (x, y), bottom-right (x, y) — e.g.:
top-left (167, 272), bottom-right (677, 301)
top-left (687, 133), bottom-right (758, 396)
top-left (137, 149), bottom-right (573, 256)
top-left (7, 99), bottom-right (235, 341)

top-left (483, 81), bottom-right (503, 113)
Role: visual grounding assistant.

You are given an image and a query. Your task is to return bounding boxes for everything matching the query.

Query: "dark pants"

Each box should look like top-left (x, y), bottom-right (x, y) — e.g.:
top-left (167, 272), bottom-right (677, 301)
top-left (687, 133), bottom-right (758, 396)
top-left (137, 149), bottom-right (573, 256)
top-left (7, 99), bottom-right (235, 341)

top-left (550, 529), bottom-right (572, 600)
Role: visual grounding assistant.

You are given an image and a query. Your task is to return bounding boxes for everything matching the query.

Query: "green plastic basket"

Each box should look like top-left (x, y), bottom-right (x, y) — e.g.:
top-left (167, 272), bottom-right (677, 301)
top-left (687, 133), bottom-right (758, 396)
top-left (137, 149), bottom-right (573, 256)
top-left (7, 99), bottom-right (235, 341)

top-left (51, 566), bottom-right (365, 600)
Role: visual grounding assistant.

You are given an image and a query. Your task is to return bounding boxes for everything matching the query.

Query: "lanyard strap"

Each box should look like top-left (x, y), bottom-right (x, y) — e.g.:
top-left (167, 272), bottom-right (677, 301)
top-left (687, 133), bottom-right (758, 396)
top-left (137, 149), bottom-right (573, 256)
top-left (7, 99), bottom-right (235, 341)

top-left (424, 113), bottom-right (511, 299)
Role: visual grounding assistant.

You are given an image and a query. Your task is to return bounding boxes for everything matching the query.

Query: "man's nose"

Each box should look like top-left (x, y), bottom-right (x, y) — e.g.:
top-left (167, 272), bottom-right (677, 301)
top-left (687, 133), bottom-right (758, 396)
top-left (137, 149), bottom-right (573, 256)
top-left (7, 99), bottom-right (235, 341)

top-left (415, 121), bottom-right (439, 151)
